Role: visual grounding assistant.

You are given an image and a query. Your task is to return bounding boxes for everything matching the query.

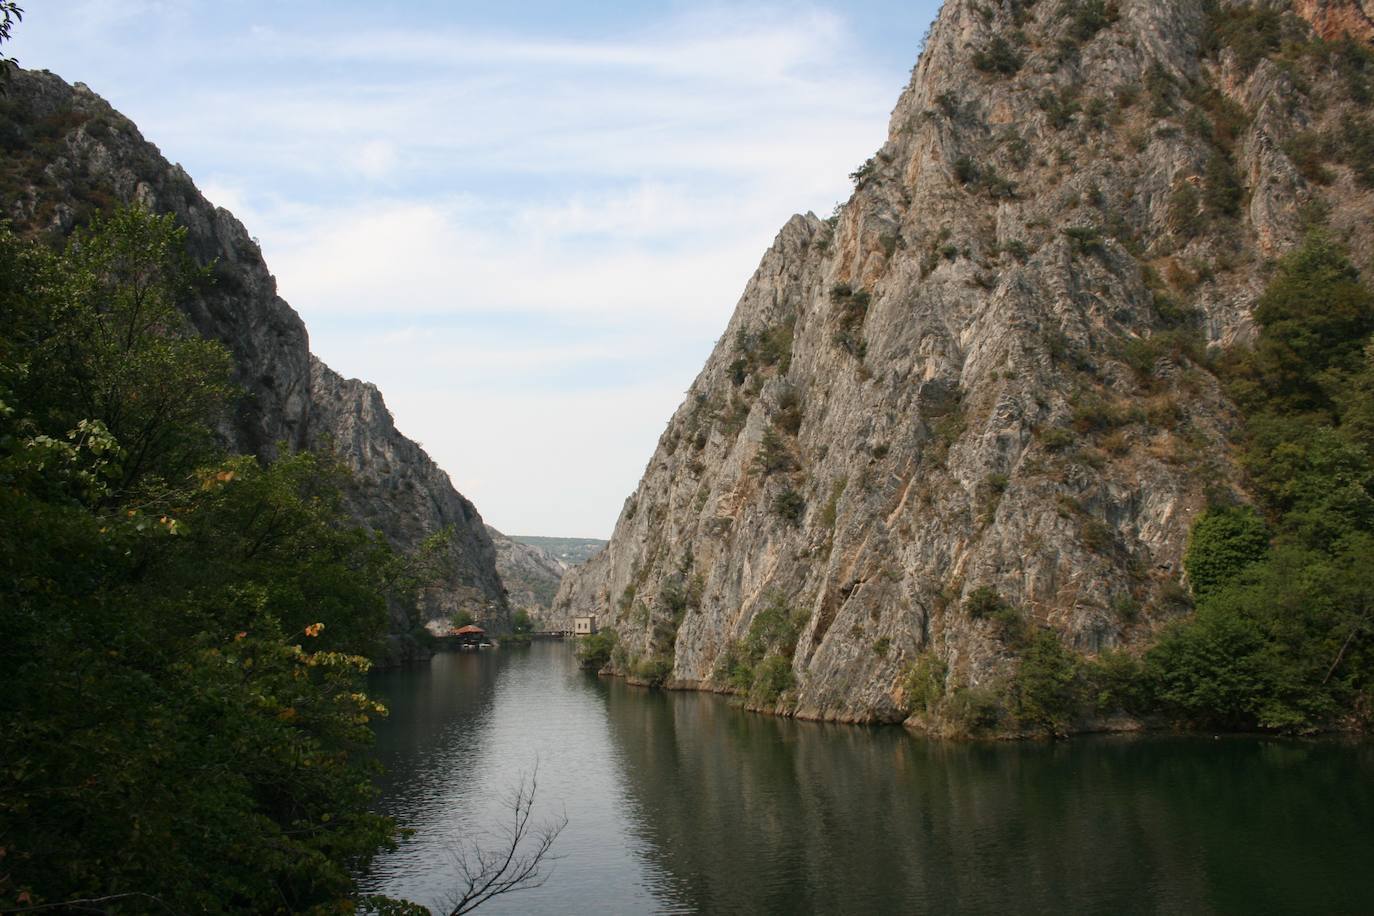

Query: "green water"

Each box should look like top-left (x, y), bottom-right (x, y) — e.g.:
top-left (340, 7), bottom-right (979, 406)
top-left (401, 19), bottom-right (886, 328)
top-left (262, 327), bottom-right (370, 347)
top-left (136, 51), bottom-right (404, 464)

top-left (360, 641), bottom-right (1374, 914)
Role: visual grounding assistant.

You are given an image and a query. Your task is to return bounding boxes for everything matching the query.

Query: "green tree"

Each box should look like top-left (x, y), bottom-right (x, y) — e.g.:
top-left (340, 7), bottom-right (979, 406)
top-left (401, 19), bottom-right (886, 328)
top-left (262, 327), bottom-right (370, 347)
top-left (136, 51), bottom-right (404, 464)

top-left (0, 2), bottom-right (21, 87)
top-left (1008, 629), bottom-right (1082, 735)
top-left (1228, 233), bottom-right (1374, 417)
top-left (577, 627), bottom-right (619, 669)
top-left (1184, 504), bottom-right (1269, 599)
top-left (0, 208), bottom-right (402, 910)
top-left (1152, 233), bottom-right (1374, 732)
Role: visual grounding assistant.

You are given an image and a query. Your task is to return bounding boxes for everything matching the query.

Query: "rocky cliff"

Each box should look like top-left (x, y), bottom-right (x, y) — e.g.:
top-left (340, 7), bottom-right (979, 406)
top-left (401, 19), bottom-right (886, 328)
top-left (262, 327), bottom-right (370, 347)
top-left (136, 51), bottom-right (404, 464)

top-left (309, 358), bottom-right (507, 633)
top-left (553, 0), bottom-right (1374, 724)
top-left (486, 527), bottom-right (569, 619)
top-left (1, 69), bottom-right (509, 643)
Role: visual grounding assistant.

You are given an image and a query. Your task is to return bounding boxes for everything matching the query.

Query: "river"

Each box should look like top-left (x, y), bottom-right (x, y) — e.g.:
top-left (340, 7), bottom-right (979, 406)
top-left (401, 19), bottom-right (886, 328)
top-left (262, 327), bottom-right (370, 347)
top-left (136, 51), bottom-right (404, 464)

top-left (359, 640), bottom-right (1374, 914)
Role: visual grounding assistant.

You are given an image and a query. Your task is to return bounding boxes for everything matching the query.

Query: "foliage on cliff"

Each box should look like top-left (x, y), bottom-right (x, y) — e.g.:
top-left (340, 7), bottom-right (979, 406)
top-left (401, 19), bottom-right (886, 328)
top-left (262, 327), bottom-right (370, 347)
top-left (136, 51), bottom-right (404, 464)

top-left (1148, 234), bottom-right (1374, 731)
top-left (916, 236), bottom-right (1374, 737)
top-left (0, 208), bottom-right (404, 910)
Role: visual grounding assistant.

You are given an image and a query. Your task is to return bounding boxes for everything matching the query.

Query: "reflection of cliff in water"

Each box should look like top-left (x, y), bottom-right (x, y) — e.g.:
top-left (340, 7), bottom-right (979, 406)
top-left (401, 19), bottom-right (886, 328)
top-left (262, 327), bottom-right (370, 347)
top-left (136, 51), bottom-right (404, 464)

top-left (364, 652), bottom-right (506, 823)
top-left (600, 679), bottom-right (1374, 914)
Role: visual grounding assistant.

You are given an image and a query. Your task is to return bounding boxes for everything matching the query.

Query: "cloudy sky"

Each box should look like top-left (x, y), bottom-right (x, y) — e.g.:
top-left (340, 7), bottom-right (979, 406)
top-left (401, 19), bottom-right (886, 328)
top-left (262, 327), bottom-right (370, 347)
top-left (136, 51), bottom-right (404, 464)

top-left (12, 0), bottom-right (940, 537)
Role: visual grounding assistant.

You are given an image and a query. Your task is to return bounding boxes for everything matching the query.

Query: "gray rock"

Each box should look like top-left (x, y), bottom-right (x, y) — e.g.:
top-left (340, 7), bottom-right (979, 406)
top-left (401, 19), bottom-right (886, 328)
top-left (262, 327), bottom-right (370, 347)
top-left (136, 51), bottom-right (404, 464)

top-left (486, 527), bottom-right (568, 620)
top-left (554, 0), bottom-right (1374, 725)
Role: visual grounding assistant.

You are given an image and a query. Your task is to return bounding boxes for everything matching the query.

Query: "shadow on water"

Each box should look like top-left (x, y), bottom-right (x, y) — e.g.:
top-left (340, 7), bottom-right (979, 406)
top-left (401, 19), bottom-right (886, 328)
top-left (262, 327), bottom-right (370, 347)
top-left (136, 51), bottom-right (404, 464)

top-left (362, 642), bottom-right (1374, 915)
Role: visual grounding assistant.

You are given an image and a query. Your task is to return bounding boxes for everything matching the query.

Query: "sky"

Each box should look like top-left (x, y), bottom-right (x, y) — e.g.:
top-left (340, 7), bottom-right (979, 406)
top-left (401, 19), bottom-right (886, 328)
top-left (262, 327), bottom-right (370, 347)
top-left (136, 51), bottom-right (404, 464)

top-left (11, 0), bottom-right (941, 538)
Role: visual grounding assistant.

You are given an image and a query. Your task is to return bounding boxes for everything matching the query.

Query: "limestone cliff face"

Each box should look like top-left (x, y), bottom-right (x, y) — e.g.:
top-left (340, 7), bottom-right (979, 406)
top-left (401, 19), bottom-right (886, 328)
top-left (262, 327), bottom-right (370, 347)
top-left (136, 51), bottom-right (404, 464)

top-left (554, 0), bottom-right (1374, 723)
top-left (308, 359), bottom-right (508, 633)
top-left (2, 71), bottom-right (311, 458)
top-left (1, 69), bottom-right (508, 637)
top-left (486, 527), bottom-right (568, 619)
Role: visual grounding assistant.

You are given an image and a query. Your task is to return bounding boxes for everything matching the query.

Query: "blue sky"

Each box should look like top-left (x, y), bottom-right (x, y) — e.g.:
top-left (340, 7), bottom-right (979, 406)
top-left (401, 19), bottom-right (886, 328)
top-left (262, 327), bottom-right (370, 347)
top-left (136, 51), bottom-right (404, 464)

top-left (13, 0), bottom-right (942, 537)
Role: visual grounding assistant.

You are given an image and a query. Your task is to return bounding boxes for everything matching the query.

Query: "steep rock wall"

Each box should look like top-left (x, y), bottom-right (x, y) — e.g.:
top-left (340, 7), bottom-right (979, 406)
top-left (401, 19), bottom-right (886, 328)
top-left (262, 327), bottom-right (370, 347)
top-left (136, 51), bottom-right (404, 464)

top-left (554, 0), bottom-right (1374, 723)
top-left (308, 359), bottom-right (508, 632)
top-left (486, 527), bottom-right (569, 618)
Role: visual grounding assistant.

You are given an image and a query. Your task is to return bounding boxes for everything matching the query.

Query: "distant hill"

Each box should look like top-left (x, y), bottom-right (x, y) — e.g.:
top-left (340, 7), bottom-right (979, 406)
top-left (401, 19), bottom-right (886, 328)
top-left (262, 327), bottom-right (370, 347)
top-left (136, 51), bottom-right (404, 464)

top-left (485, 531), bottom-right (607, 620)
top-left (508, 536), bottom-right (607, 567)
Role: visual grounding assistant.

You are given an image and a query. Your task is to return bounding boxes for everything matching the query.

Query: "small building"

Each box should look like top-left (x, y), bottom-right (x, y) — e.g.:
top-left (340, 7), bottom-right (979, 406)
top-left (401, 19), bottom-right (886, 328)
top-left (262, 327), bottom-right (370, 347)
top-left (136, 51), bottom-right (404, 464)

top-left (453, 624), bottom-right (486, 648)
top-left (573, 615), bottom-right (597, 636)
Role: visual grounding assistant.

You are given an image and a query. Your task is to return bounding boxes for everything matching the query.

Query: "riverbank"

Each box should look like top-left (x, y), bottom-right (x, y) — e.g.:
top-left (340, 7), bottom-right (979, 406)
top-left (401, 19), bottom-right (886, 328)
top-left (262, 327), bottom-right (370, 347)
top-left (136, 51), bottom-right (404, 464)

top-left (597, 662), bottom-right (1367, 740)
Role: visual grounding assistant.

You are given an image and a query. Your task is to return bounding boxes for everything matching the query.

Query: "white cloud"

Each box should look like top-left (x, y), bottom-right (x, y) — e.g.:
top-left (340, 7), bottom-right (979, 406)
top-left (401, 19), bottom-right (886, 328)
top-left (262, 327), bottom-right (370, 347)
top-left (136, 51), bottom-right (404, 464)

top-left (15, 2), bottom-right (915, 536)
top-left (351, 140), bottom-right (399, 180)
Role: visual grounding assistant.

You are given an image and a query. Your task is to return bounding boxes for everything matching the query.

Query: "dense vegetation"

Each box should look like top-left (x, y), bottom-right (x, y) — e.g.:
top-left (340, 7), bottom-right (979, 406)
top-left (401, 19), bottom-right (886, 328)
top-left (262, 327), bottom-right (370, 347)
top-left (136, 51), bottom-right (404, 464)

top-left (0, 208), bottom-right (411, 911)
top-left (1153, 234), bottom-right (1374, 730)
top-left (910, 234), bottom-right (1374, 737)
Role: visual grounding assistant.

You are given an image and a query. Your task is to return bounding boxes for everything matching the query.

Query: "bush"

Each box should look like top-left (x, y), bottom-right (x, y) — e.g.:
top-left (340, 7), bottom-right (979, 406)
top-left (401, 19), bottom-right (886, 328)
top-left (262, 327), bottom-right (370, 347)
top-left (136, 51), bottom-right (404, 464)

top-left (947, 685), bottom-right (1004, 733)
top-left (756, 428), bottom-right (797, 475)
top-left (1038, 88), bottom-right (1081, 129)
top-left (830, 284), bottom-right (871, 357)
top-left (1201, 2), bottom-right (1283, 75)
top-left (1168, 183), bottom-right (1203, 238)
top-left (1335, 115), bottom-right (1374, 189)
top-left (965, 586), bottom-right (1007, 619)
top-left (773, 385), bottom-right (803, 435)
top-left (820, 477), bottom-right (846, 530)
top-left (1004, 239), bottom-right (1029, 260)
top-left (1009, 628), bottom-right (1083, 735)
top-left (745, 593), bottom-right (806, 660)
top-left (1145, 63), bottom-right (1175, 117)
top-left (972, 35), bottom-right (1024, 75)
top-left (633, 655), bottom-right (674, 687)
top-left (1040, 427), bottom-right (1076, 451)
top-left (1086, 649), bottom-right (1150, 715)
top-left (1285, 130), bottom-right (1334, 184)
top-left (905, 651), bottom-right (948, 714)
top-left (750, 655), bottom-right (796, 705)
top-left (1071, 391), bottom-right (1143, 433)
top-left (1081, 518), bottom-right (1115, 553)
top-left (1063, 225), bottom-right (1104, 255)
top-left (1203, 150), bottom-right (1243, 217)
top-left (733, 317), bottom-right (797, 381)
top-left (576, 628), bottom-right (619, 669)
top-left (1146, 604), bottom-right (1281, 729)
top-left (1183, 504), bottom-right (1270, 599)
top-left (659, 571), bottom-right (703, 620)
top-left (849, 157), bottom-right (876, 186)
top-left (716, 592), bottom-right (807, 699)
top-left (1063, 0), bottom-right (1119, 42)
top-left (772, 487), bottom-right (805, 525)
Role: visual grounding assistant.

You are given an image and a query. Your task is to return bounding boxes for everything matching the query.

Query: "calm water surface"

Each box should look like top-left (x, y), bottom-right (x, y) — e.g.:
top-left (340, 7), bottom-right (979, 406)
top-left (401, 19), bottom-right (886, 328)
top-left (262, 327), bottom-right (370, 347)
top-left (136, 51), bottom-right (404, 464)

top-left (359, 641), bottom-right (1374, 914)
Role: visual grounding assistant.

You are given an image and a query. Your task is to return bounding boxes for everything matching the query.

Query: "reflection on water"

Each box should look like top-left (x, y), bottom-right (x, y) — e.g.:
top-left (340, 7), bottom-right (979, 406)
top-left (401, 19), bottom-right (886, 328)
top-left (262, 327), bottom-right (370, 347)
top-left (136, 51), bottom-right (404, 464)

top-left (361, 642), bottom-right (1374, 914)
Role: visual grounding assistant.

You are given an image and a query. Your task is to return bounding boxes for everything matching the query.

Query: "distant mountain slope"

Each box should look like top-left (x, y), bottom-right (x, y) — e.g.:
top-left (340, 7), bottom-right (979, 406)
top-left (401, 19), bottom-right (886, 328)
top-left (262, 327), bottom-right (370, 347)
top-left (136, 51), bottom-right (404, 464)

top-left (486, 528), bottom-right (569, 618)
top-left (0, 69), bottom-right (509, 654)
top-left (510, 536), bottom-right (608, 566)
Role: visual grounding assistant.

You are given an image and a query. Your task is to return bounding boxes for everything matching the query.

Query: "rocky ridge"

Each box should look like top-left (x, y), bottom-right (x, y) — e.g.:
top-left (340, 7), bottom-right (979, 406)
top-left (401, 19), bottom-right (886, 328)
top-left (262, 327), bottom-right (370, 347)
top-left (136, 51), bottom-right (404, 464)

top-left (0, 69), bottom-right (510, 648)
top-left (554, 0), bottom-right (1374, 725)
top-left (486, 527), bottom-right (569, 619)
